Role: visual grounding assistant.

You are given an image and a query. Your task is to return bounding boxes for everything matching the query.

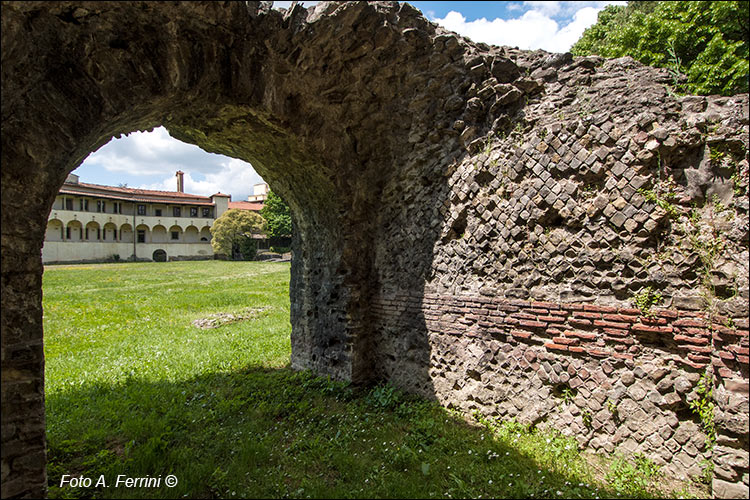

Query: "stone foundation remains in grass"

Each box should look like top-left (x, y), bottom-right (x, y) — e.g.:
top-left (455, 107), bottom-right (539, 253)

top-left (2, 2), bottom-right (747, 498)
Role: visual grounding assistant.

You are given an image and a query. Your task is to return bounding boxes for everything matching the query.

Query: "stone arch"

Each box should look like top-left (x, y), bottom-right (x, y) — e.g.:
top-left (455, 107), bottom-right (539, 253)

top-left (200, 226), bottom-right (212, 242)
top-left (3, 2), bottom-right (748, 499)
top-left (45, 218), bottom-right (64, 242)
top-left (184, 225), bottom-right (200, 243)
top-left (151, 224), bottom-right (167, 243)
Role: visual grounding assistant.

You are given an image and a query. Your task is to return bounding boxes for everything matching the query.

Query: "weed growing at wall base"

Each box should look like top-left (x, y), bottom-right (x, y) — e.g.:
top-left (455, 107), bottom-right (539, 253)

top-left (43, 262), bottom-right (708, 499)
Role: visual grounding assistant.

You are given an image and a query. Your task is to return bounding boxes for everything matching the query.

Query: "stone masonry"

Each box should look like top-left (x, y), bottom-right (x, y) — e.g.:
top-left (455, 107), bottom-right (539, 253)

top-left (2, 2), bottom-right (748, 498)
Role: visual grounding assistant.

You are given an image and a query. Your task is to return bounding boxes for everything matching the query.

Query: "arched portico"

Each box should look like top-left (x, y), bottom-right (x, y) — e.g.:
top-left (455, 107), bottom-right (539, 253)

top-left (184, 225), bottom-right (200, 243)
top-left (84, 221), bottom-right (100, 241)
top-left (151, 224), bottom-right (167, 244)
top-left (103, 222), bottom-right (117, 241)
top-left (45, 219), bottom-right (64, 242)
top-left (66, 220), bottom-right (83, 241)
top-left (168, 225), bottom-right (183, 242)
top-left (119, 223), bottom-right (134, 243)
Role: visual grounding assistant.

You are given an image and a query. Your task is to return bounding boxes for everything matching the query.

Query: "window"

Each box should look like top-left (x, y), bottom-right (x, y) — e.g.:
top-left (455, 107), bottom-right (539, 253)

top-left (202, 207), bottom-right (211, 217)
top-left (137, 204), bottom-right (146, 216)
top-left (155, 208), bottom-right (162, 217)
top-left (96, 200), bottom-right (102, 213)
top-left (113, 202), bottom-right (120, 214)
top-left (113, 229), bottom-right (117, 240)
top-left (173, 206), bottom-right (181, 217)
top-left (79, 199), bottom-right (84, 211)
top-left (66, 227), bottom-right (70, 239)
top-left (190, 207), bottom-right (198, 217)
top-left (171, 231), bottom-right (179, 240)
top-left (137, 230), bottom-right (145, 243)
top-left (65, 198), bottom-right (73, 210)
top-left (85, 228), bottom-right (89, 240)
top-left (97, 228), bottom-right (101, 240)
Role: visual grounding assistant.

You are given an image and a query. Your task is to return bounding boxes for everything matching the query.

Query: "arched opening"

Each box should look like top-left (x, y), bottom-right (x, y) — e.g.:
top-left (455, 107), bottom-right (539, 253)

top-left (151, 224), bottom-right (167, 244)
top-left (102, 222), bottom-right (117, 241)
top-left (66, 220), bottom-right (83, 242)
top-left (84, 221), bottom-right (100, 241)
top-left (4, 2), bottom-right (495, 496)
top-left (45, 219), bottom-right (64, 242)
top-left (119, 223), bottom-right (134, 243)
top-left (0, 2), bottom-right (653, 498)
top-left (200, 226), bottom-right (212, 242)
top-left (184, 225), bottom-right (200, 243)
top-left (152, 249), bottom-right (167, 262)
top-left (135, 224), bottom-right (151, 244)
top-left (168, 225), bottom-right (183, 242)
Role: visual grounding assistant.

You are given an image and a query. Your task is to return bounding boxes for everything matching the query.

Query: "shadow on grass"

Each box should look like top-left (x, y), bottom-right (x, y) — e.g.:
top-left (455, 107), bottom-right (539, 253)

top-left (47, 365), bottom-right (629, 499)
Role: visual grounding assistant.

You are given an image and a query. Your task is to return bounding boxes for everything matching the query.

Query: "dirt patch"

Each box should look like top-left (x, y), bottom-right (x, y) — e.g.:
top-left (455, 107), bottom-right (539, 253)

top-left (191, 307), bottom-right (271, 329)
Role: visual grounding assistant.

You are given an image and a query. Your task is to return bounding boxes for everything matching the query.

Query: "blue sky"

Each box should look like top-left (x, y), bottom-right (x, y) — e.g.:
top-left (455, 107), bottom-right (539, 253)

top-left (73, 1), bottom-right (624, 201)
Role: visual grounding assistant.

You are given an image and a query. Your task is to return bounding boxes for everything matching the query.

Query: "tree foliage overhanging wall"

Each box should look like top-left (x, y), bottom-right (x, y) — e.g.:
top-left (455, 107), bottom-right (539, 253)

top-left (571, 0), bottom-right (749, 96)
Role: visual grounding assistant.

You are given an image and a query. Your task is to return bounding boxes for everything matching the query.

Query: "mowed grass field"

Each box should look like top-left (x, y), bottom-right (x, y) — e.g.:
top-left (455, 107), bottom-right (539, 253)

top-left (43, 261), bottom-right (705, 499)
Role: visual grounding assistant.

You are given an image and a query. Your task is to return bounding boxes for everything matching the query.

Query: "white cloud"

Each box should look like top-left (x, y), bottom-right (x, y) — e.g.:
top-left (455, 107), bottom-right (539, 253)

top-left (434, 1), bottom-right (625, 52)
top-left (142, 159), bottom-right (263, 201)
top-left (80, 127), bottom-right (263, 201)
top-left (524, 1), bottom-right (561, 17)
top-left (85, 128), bottom-right (223, 176)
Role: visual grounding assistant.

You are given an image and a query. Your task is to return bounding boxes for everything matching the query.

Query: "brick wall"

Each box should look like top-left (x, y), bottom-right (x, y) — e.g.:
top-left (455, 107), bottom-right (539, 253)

top-left (372, 291), bottom-right (748, 486)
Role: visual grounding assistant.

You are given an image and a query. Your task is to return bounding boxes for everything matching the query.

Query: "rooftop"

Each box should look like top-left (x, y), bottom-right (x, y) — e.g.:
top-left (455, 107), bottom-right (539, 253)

top-left (228, 201), bottom-right (264, 211)
top-left (59, 181), bottom-right (216, 205)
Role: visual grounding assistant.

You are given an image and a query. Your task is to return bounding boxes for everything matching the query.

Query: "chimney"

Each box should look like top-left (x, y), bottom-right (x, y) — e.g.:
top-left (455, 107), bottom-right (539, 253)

top-left (176, 170), bottom-right (184, 193)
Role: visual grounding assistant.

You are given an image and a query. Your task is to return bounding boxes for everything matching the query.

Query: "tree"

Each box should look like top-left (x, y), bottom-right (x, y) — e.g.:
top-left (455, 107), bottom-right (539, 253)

top-left (210, 209), bottom-right (265, 259)
top-left (571, 1), bottom-right (749, 96)
top-left (259, 190), bottom-right (292, 239)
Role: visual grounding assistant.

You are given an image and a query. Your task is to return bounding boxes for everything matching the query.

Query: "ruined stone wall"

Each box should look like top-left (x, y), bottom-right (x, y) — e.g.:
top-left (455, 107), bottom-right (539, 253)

top-left (1, 1), bottom-right (748, 498)
top-left (369, 44), bottom-right (749, 497)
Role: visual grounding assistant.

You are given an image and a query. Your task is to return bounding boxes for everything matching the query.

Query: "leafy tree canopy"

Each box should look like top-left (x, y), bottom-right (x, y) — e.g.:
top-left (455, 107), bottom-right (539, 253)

top-left (210, 209), bottom-right (265, 257)
top-left (260, 190), bottom-right (292, 239)
top-left (571, 1), bottom-right (749, 96)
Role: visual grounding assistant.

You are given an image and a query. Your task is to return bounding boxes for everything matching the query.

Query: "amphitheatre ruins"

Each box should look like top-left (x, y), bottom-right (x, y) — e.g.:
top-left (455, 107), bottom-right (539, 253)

top-left (1, 1), bottom-right (748, 497)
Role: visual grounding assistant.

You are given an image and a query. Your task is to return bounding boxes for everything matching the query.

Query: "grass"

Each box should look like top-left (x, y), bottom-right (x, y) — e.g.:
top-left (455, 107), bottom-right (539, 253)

top-left (43, 261), bottom-right (706, 499)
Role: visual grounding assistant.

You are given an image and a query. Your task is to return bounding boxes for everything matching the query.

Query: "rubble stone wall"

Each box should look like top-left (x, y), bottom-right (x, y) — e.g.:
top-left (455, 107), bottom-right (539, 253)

top-left (372, 292), bottom-right (748, 486)
top-left (1, 1), bottom-right (748, 498)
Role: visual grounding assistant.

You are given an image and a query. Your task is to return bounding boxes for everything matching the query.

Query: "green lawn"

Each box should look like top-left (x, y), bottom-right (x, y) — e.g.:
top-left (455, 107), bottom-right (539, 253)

top-left (43, 261), bottom-right (705, 499)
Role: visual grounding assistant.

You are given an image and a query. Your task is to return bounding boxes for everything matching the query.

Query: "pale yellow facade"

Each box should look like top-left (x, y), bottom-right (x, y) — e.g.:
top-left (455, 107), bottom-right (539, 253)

top-left (42, 174), bottom-right (231, 264)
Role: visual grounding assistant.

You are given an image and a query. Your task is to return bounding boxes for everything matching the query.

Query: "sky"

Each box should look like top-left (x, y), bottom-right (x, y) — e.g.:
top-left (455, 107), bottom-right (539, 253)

top-left (73, 1), bottom-right (625, 202)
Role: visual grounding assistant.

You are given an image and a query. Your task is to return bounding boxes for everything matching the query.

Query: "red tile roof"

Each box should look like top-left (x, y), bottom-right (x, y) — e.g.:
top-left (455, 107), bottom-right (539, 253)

top-left (59, 181), bottom-right (215, 205)
top-left (228, 201), bottom-right (264, 211)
